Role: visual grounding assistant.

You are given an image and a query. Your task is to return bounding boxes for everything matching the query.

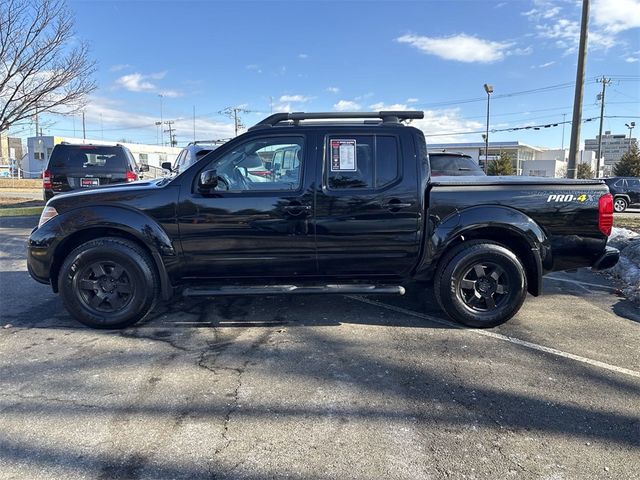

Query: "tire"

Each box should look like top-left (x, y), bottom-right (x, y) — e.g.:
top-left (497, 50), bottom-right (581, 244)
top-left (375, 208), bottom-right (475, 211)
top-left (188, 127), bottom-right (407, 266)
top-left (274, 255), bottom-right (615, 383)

top-left (434, 240), bottom-right (527, 328)
top-left (58, 237), bottom-right (159, 329)
top-left (613, 197), bottom-right (628, 213)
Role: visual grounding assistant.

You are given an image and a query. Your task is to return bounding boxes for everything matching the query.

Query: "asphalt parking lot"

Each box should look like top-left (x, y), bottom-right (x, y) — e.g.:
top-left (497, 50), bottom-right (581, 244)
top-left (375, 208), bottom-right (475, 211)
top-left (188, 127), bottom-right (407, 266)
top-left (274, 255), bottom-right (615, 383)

top-left (1, 216), bottom-right (639, 480)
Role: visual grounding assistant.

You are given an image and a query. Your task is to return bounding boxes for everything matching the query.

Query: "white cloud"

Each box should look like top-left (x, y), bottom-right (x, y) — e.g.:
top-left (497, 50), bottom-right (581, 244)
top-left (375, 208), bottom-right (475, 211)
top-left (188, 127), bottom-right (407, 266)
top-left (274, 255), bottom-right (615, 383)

top-left (109, 64), bottom-right (131, 72)
top-left (407, 98), bottom-right (419, 103)
top-left (625, 56), bottom-right (639, 63)
top-left (298, 53), bottom-right (309, 59)
top-left (245, 64), bottom-right (263, 73)
top-left (396, 33), bottom-right (515, 63)
top-left (414, 108), bottom-right (484, 143)
top-left (279, 94), bottom-right (313, 103)
top-left (273, 103), bottom-right (292, 113)
top-left (533, 60), bottom-right (556, 68)
top-left (333, 100), bottom-right (361, 111)
top-left (159, 89), bottom-right (183, 98)
top-left (115, 73), bottom-right (156, 92)
top-left (535, 16), bottom-right (616, 53)
top-left (114, 72), bottom-right (183, 97)
top-left (527, 0), bottom-right (636, 54)
top-left (82, 96), bottom-right (235, 144)
top-left (369, 102), bottom-right (410, 111)
top-left (326, 86), bottom-right (340, 94)
top-left (592, 0), bottom-right (640, 33)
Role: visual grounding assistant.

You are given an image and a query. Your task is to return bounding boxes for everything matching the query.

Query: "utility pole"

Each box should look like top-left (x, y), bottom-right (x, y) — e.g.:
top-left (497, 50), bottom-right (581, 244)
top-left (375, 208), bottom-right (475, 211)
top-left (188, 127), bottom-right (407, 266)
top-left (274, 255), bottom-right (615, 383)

top-left (561, 113), bottom-right (567, 151)
top-left (568, 0), bottom-right (590, 179)
top-left (219, 106), bottom-right (250, 137)
top-left (595, 76), bottom-right (610, 178)
top-left (34, 105), bottom-right (39, 138)
top-left (163, 121), bottom-right (176, 147)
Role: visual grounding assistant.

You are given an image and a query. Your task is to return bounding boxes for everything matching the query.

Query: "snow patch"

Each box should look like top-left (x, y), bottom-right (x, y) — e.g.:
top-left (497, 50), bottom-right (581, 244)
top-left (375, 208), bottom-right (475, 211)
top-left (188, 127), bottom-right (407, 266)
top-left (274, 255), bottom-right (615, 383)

top-left (606, 227), bottom-right (640, 303)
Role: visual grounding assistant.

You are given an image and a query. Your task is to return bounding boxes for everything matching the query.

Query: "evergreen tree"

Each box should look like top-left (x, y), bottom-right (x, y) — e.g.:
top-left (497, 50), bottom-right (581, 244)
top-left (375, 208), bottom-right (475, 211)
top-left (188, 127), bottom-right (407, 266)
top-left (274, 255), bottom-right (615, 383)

top-left (487, 152), bottom-right (514, 176)
top-left (576, 162), bottom-right (594, 179)
top-left (613, 144), bottom-right (640, 177)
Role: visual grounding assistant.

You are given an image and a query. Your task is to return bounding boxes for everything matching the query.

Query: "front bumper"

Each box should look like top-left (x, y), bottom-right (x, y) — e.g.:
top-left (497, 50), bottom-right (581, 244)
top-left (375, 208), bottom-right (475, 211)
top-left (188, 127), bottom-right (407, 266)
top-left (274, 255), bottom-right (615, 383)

top-left (591, 246), bottom-right (620, 271)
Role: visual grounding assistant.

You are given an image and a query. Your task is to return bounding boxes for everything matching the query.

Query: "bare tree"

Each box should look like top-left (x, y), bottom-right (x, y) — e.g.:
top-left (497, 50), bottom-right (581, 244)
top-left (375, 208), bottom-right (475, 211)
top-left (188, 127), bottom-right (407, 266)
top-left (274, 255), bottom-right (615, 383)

top-left (0, 0), bottom-right (96, 132)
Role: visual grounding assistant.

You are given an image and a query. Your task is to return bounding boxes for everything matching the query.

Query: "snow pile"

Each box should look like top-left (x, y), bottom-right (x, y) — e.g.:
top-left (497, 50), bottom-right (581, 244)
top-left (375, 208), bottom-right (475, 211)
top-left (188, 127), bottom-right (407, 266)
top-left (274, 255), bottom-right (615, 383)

top-left (606, 227), bottom-right (640, 303)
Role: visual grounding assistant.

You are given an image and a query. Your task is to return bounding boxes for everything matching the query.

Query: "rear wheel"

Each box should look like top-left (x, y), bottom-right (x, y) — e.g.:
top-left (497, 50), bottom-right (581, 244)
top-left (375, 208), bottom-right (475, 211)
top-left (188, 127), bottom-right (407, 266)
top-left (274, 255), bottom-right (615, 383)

top-left (434, 241), bottom-right (527, 328)
top-left (58, 237), bottom-right (159, 329)
top-left (613, 197), bottom-right (628, 213)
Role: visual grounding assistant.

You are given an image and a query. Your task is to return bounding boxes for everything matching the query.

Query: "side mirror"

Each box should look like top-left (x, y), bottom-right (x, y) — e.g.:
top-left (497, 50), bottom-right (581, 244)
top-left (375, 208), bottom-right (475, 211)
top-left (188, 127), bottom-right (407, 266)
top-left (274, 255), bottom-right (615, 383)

top-left (199, 169), bottom-right (219, 190)
top-left (161, 162), bottom-right (172, 171)
top-left (140, 163), bottom-right (150, 172)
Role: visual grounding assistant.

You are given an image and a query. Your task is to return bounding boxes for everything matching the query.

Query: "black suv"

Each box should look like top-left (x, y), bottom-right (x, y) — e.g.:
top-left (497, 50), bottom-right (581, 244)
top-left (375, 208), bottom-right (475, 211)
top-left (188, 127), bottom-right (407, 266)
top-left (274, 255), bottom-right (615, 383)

top-left (603, 177), bottom-right (640, 212)
top-left (43, 144), bottom-right (148, 201)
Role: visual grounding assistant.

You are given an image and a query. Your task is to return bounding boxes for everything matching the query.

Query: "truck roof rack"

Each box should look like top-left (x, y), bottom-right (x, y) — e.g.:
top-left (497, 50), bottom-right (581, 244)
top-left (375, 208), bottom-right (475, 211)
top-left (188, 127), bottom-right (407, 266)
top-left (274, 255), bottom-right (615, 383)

top-left (249, 111), bottom-right (424, 131)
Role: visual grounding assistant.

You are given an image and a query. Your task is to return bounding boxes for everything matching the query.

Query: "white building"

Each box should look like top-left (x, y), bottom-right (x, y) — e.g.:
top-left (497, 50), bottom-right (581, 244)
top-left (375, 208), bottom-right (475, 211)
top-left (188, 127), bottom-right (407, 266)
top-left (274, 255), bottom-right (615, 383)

top-left (22, 136), bottom-right (182, 178)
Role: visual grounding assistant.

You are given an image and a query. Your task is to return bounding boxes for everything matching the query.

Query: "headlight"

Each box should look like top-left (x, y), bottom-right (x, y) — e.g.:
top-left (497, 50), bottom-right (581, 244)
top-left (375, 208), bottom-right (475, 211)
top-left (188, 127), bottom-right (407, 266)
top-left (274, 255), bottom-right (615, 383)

top-left (38, 206), bottom-right (58, 228)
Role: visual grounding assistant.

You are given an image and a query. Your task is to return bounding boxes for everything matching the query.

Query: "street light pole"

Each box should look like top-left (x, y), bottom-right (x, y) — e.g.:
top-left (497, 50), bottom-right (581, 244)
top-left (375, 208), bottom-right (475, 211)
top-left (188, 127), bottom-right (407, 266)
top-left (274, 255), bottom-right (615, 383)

top-left (483, 83), bottom-right (493, 173)
top-left (625, 122), bottom-right (636, 153)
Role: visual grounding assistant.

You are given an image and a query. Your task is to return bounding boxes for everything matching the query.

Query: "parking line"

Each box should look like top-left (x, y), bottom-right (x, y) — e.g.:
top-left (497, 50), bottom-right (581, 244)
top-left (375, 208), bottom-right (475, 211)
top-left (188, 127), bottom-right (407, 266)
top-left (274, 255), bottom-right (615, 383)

top-left (346, 296), bottom-right (640, 380)
top-left (545, 275), bottom-right (620, 292)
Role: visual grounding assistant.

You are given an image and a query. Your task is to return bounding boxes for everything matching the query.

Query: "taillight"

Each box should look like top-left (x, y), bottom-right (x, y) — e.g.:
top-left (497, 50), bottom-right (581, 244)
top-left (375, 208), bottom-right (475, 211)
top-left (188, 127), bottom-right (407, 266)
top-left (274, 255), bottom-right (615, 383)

top-left (126, 171), bottom-right (138, 182)
top-left (598, 193), bottom-right (614, 236)
top-left (43, 169), bottom-right (52, 189)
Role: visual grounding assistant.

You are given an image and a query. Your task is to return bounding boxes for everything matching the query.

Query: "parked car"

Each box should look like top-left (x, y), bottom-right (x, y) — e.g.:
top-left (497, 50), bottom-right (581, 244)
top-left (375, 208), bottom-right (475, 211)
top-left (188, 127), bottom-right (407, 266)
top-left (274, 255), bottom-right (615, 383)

top-left (28, 111), bottom-right (618, 330)
top-left (169, 141), bottom-right (226, 175)
top-left (602, 177), bottom-right (640, 212)
top-left (43, 143), bottom-right (147, 201)
top-left (429, 151), bottom-right (485, 176)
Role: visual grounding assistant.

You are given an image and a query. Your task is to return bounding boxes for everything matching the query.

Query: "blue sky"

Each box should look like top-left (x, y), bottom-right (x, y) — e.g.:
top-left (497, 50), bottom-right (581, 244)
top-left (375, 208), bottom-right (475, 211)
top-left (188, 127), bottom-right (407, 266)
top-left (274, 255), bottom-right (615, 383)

top-left (17, 0), bottom-right (640, 148)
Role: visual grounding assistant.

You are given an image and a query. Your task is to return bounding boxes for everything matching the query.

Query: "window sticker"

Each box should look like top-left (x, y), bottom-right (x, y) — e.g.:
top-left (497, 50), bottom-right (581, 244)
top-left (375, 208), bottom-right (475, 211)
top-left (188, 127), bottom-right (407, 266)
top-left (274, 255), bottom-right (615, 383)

top-left (330, 139), bottom-right (357, 171)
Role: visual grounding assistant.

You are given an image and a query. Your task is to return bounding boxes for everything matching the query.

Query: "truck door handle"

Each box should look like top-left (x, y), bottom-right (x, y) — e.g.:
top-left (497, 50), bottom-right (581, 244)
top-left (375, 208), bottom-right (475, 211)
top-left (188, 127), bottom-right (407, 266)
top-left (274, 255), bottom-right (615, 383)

top-left (386, 199), bottom-right (412, 211)
top-left (283, 203), bottom-right (311, 215)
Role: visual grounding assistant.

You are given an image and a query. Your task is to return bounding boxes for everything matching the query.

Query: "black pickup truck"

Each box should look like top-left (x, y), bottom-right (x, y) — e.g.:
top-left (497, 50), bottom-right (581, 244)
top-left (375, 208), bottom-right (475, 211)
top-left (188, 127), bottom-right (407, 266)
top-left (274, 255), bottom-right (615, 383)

top-left (27, 111), bottom-right (619, 329)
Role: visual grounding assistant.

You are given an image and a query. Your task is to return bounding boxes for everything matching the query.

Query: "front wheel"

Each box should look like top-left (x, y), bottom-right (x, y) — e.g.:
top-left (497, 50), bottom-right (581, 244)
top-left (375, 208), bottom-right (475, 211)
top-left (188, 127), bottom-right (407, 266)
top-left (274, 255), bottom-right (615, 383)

top-left (58, 237), bottom-right (159, 329)
top-left (613, 197), bottom-right (628, 213)
top-left (434, 241), bottom-right (528, 328)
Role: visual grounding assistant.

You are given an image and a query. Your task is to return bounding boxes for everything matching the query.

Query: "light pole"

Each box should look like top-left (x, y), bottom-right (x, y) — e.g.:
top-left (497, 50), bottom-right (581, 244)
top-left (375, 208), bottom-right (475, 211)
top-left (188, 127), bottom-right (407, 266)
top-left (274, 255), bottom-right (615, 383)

top-left (158, 94), bottom-right (164, 146)
top-left (626, 122), bottom-right (636, 153)
top-left (483, 83), bottom-right (493, 173)
top-left (155, 121), bottom-right (162, 145)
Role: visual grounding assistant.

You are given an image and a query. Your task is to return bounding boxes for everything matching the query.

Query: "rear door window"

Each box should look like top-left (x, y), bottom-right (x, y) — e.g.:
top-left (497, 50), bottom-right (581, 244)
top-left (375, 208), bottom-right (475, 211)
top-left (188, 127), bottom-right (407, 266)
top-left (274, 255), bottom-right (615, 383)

top-left (326, 135), bottom-right (400, 190)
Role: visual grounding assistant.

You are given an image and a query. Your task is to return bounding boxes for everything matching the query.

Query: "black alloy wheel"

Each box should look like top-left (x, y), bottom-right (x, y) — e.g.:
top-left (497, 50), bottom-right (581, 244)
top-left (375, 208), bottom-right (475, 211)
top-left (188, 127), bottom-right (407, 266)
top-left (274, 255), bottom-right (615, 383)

top-left (75, 261), bottom-right (135, 313)
top-left (59, 237), bottom-right (159, 329)
top-left (434, 240), bottom-right (528, 328)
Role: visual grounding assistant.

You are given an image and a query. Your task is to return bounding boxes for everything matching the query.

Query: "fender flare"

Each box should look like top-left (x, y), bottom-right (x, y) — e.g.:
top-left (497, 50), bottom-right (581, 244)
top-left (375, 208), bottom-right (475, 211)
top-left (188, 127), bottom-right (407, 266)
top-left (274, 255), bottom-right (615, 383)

top-left (52, 205), bottom-right (176, 300)
top-left (417, 205), bottom-right (550, 296)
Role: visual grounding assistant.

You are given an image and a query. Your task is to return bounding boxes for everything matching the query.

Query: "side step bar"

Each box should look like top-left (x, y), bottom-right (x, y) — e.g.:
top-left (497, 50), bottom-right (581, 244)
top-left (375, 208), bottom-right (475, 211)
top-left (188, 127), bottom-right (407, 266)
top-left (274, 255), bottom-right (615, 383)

top-left (183, 284), bottom-right (406, 297)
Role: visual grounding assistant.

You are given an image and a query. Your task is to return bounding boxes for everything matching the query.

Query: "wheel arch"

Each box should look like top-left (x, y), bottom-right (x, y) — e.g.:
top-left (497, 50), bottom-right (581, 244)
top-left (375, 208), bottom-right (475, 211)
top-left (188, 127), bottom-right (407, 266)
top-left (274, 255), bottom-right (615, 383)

top-left (50, 206), bottom-right (175, 300)
top-left (418, 205), bottom-right (550, 296)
